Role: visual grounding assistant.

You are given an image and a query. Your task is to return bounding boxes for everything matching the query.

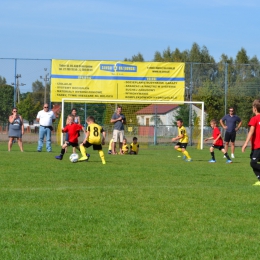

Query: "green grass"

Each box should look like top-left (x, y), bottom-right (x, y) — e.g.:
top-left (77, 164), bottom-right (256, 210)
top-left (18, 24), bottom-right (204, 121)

top-left (1, 142), bottom-right (260, 259)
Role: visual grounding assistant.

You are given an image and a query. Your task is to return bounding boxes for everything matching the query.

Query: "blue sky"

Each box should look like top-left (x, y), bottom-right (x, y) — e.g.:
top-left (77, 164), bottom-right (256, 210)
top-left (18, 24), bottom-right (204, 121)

top-left (1, 0), bottom-right (260, 92)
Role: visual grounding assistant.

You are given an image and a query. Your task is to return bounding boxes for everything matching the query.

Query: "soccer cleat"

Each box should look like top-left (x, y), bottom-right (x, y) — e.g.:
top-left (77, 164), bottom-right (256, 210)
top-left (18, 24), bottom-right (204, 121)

top-left (183, 155), bottom-right (186, 160)
top-left (253, 181), bottom-right (260, 186)
top-left (208, 159), bottom-right (216, 163)
top-left (231, 154), bottom-right (235, 158)
top-left (78, 156), bottom-right (88, 162)
top-left (226, 160), bottom-right (232, 164)
top-left (85, 154), bottom-right (90, 161)
top-left (223, 155), bottom-right (226, 158)
top-left (185, 158), bottom-right (192, 162)
top-left (55, 155), bottom-right (63, 160)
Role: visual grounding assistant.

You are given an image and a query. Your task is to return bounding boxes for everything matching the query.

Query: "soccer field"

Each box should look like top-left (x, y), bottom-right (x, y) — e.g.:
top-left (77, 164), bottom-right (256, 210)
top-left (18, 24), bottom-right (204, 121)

top-left (1, 143), bottom-right (260, 259)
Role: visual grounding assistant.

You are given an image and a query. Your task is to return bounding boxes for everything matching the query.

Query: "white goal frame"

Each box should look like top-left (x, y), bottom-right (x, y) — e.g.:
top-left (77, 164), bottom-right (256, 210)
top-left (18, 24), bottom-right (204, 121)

top-left (60, 98), bottom-right (205, 149)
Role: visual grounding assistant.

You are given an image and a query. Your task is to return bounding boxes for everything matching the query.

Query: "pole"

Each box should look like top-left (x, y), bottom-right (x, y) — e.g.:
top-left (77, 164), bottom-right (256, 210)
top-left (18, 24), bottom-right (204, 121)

top-left (224, 62), bottom-right (228, 114)
top-left (189, 63), bottom-right (193, 146)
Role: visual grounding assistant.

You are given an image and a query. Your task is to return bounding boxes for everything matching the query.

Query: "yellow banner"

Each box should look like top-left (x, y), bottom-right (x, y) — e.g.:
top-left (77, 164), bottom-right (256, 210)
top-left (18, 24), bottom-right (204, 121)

top-left (51, 60), bottom-right (185, 102)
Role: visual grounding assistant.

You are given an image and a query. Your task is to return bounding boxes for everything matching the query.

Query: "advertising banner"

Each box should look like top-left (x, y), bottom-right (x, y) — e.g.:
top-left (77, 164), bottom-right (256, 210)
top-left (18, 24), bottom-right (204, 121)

top-left (51, 60), bottom-right (185, 102)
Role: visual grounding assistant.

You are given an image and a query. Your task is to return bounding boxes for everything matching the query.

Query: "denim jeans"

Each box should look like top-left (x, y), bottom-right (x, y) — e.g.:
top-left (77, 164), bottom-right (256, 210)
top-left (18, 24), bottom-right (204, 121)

top-left (37, 126), bottom-right (52, 152)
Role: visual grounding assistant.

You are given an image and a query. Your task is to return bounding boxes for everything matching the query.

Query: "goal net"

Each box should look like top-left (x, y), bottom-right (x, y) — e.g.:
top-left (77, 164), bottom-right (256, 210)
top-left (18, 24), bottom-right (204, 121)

top-left (58, 99), bottom-right (205, 149)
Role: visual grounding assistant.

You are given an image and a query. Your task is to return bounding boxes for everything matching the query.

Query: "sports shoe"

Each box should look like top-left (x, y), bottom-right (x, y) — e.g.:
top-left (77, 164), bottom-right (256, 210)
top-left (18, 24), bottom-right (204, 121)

top-left (223, 155), bottom-right (226, 158)
top-left (231, 154), bottom-right (235, 158)
top-left (78, 156), bottom-right (88, 162)
top-left (226, 160), bottom-right (232, 164)
top-left (208, 159), bottom-right (216, 163)
top-left (183, 155), bottom-right (186, 160)
top-left (253, 181), bottom-right (260, 186)
top-left (85, 154), bottom-right (90, 161)
top-left (55, 155), bottom-right (63, 160)
top-left (185, 158), bottom-right (192, 162)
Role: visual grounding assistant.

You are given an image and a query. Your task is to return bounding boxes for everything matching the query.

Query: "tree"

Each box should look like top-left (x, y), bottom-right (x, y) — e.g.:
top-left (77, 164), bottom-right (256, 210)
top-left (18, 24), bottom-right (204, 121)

top-left (0, 84), bottom-right (14, 123)
top-left (150, 115), bottom-right (163, 125)
top-left (173, 105), bottom-right (190, 126)
top-left (32, 80), bottom-right (45, 104)
top-left (124, 53), bottom-right (144, 62)
top-left (0, 76), bottom-right (7, 85)
top-left (17, 93), bottom-right (41, 124)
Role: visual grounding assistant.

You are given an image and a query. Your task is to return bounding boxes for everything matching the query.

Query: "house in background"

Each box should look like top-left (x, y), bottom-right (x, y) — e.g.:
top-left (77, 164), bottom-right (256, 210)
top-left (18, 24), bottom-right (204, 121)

top-left (135, 104), bottom-right (206, 136)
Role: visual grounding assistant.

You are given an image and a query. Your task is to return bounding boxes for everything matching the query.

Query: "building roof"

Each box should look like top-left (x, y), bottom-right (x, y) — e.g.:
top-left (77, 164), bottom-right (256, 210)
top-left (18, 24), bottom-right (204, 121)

top-left (136, 104), bottom-right (179, 115)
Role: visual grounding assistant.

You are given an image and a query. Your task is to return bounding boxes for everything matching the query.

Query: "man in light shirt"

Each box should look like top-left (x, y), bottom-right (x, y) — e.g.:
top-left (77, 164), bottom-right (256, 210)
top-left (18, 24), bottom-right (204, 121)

top-left (36, 103), bottom-right (56, 152)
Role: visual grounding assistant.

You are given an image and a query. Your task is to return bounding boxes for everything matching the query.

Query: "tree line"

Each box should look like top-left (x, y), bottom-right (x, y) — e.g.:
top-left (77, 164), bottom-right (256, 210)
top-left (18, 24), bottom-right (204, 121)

top-left (0, 42), bottom-right (259, 127)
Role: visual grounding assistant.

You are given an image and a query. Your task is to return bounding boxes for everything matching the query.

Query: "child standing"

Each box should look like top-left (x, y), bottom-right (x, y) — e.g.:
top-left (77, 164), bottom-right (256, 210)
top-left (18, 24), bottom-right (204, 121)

top-left (55, 115), bottom-right (86, 160)
top-left (130, 137), bottom-right (139, 155)
top-left (79, 116), bottom-right (106, 164)
top-left (204, 119), bottom-right (232, 163)
top-left (171, 118), bottom-right (192, 162)
top-left (242, 99), bottom-right (260, 185)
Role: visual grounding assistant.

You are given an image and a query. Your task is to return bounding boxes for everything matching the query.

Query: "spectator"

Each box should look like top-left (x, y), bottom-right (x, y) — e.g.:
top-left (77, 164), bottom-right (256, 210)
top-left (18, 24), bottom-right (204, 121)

top-left (36, 103), bottom-right (56, 152)
top-left (8, 107), bottom-right (24, 152)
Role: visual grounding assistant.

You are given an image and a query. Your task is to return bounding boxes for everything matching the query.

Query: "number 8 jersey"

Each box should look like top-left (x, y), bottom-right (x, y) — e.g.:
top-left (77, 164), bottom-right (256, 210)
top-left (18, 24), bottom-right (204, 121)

top-left (87, 123), bottom-right (105, 145)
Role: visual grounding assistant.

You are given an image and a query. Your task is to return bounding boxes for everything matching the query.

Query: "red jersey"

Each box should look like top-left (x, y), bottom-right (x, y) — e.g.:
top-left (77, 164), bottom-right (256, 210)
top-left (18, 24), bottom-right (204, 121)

top-left (212, 127), bottom-right (223, 146)
top-left (62, 123), bottom-right (82, 143)
top-left (248, 114), bottom-right (260, 150)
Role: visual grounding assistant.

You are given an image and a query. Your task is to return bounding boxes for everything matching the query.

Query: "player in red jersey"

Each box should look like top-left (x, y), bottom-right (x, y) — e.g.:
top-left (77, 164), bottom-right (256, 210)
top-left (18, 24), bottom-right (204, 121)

top-left (242, 99), bottom-right (260, 185)
top-left (204, 119), bottom-right (232, 163)
top-left (55, 115), bottom-right (86, 160)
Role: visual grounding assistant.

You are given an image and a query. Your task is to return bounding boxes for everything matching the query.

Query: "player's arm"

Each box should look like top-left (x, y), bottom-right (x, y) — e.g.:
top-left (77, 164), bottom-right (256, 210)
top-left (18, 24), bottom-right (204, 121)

top-left (213, 134), bottom-right (222, 144)
top-left (204, 136), bottom-right (213, 141)
top-left (101, 130), bottom-right (106, 145)
top-left (242, 125), bottom-right (255, 152)
top-left (219, 119), bottom-right (227, 129)
top-left (235, 121), bottom-right (242, 131)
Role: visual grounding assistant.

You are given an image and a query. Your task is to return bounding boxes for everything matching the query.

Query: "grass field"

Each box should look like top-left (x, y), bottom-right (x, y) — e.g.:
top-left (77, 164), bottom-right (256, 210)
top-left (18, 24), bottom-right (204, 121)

top-left (1, 142), bottom-right (260, 260)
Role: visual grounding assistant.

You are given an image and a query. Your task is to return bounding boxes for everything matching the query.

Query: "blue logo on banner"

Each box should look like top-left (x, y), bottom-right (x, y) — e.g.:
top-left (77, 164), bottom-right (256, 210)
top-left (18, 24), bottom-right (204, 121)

top-left (100, 63), bottom-right (137, 73)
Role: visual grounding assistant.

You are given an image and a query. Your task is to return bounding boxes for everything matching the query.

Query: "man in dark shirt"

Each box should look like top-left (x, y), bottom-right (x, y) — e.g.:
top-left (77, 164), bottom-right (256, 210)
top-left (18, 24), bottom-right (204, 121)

top-left (220, 107), bottom-right (242, 159)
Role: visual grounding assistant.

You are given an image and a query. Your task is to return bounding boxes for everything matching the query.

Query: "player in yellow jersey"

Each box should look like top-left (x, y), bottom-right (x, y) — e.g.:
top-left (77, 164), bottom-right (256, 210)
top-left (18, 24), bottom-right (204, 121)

top-left (130, 137), bottom-right (139, 155)
top-left (171, 118), bottom-right (192, 162)
top-left (122, 137), bottom-right (129, 154)
top-left (78, 116), bottom-right (106, 164)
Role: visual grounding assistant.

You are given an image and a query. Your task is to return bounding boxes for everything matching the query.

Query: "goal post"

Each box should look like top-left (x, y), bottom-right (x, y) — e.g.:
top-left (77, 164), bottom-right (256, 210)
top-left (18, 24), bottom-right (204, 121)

top-left (59, 98), bottom-right (205, 149)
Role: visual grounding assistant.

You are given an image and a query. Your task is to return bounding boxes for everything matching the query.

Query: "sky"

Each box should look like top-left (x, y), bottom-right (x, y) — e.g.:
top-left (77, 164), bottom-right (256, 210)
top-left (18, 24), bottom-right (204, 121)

top-left (1, 0), bottom-right (260, 93)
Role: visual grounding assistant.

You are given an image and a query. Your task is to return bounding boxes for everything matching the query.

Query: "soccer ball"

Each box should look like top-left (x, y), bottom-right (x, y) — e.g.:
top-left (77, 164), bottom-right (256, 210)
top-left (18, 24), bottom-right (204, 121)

top-left (69, 153), bottom-right (79, 163)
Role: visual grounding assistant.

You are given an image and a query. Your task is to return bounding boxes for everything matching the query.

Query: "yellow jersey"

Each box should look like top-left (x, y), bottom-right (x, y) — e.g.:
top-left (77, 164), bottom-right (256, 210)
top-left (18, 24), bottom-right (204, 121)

top-left (87, 123), bottom-right (104, 145)
top-left (178, 126), bottom-right (188, 143)
top-left (122, 144), bottom-right (129, 154)
top-left (130, 142), bottom-right (139, 153)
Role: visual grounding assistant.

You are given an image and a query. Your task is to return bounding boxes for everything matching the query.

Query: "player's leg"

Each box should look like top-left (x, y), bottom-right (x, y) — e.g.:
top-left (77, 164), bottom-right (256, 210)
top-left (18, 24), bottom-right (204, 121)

top-left (182, 148), bottom-right (192, 161)
top-left (250, 149), bottom-right (260, 185)
top-left (55, 142), bottom-right (68, 160)
top-left (78, 143), bottom-right (90, 161)
top-left (209, 146), bottom-right (216, 162)
top-left (221, 148), bottom-right (232, 163)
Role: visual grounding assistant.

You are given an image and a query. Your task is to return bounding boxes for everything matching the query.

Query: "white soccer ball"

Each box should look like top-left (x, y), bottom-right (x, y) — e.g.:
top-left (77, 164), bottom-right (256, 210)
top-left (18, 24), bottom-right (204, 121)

top-left (69, 153), bottom-right (79, 163)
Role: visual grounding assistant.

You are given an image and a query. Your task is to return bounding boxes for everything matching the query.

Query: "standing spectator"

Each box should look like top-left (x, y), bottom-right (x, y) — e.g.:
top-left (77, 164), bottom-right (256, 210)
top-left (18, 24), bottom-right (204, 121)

top-left (8, 107), bottom-right (24, 152)
top-left (220, 107), bottom-right (242, 158)
top-left (242, 99), bottom-right (260, 186)
top-left (36, 103), bottom-right (56, 152)
top-left (110, 106), bottom-right (126, 155)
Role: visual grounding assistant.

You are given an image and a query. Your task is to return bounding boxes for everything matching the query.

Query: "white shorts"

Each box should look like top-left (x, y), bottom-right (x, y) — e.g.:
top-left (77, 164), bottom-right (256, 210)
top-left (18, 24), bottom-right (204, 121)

top-left (112, 130), bottom-right (124, 143)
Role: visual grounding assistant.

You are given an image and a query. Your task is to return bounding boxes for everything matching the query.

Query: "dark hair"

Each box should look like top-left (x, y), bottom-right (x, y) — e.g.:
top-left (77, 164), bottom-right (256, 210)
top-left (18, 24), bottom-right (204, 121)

top-left (71, 108), bottom-right (77, 113)
top-left (177, 118), bottom-right (183, 123)
top-left (133, 137), bottom-right (138, 141)
top-left (210, 119), bottom-right (217, 124)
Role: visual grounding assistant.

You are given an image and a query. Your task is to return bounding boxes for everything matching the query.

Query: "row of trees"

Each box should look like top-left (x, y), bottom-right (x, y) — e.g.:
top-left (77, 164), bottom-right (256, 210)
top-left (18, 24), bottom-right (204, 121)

top-left (0, 42), bottom-right (259, 126)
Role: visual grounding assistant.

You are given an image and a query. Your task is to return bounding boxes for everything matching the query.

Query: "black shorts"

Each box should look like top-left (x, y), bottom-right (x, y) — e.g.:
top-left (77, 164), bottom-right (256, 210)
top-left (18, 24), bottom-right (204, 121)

top-left (82, 141), bottom-right (102, 150)
top-left (212, 144), bottom-right (224, 150)
top-left (65, 141), bottom-right (79, 147)
top-left (224, 131), bottom-right (236, 143)
top-left (176, 142), bottom-right (188, 149)
top-left (250, 149), bottom-right (260, 160)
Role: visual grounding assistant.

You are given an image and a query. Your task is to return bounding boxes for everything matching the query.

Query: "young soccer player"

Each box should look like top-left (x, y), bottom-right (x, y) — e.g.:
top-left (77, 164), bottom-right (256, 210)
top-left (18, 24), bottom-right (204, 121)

top-left (242, 99), bottom-right (260, 185)
top-left (121, 137), bottom-right (129, 154)
top-left (78, 116), bottom-right (106, 164)
top-left (204, 119), bottom-right (232, 163)
top-left (129, 137), bottom-right (139, 155)
top-left (171, 118), bottom-right (192, 162)
top-left (55, 115), bottom-right (86, 160)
